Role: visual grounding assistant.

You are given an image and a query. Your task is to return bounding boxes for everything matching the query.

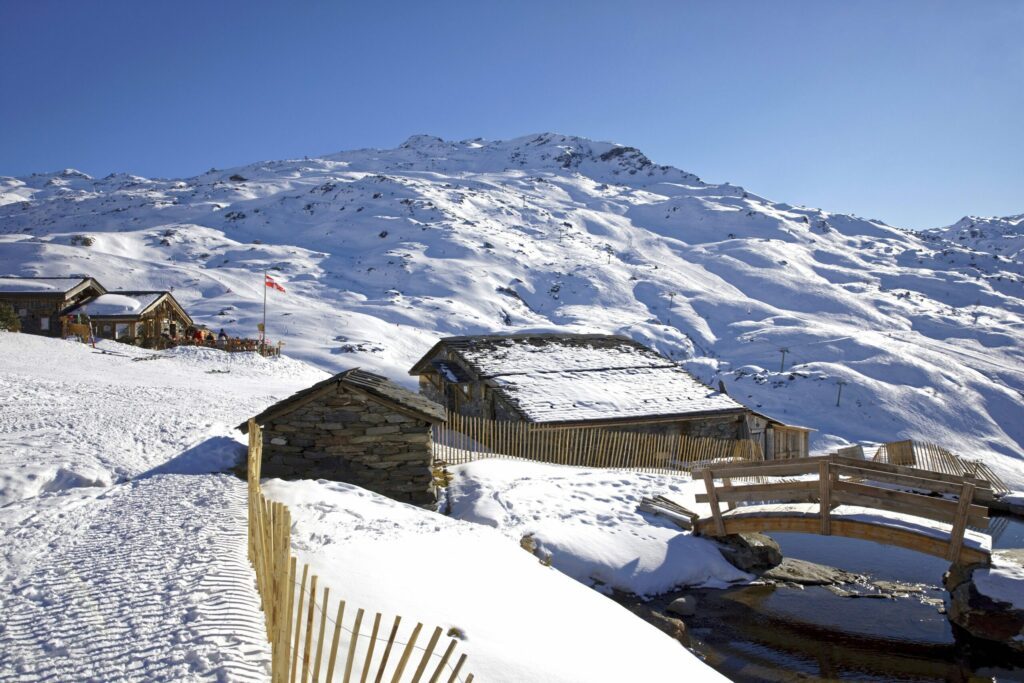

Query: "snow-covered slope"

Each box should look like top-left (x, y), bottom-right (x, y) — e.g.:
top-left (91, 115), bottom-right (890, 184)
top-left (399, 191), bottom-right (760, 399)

top-left (0, 332), bottom-right (330, 681)
top-left (1, 133), bottom-right (1022, 483)
top-left (0, 333), bottom-right (727, 681)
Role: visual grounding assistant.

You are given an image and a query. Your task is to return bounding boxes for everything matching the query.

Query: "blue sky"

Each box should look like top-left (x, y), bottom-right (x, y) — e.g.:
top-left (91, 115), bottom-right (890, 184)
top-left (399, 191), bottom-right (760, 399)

top-left (1, 1), bottom-right (1021, 228)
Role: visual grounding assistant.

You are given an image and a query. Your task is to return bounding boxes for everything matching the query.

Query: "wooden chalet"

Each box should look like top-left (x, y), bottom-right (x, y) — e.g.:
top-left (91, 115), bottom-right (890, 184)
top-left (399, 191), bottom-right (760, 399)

top-left (64, 290), bottom-right (193, 346)
top-left (0, 276), bottom-right (106, 336)
top-left (409, 333), bottom-right (810, 459)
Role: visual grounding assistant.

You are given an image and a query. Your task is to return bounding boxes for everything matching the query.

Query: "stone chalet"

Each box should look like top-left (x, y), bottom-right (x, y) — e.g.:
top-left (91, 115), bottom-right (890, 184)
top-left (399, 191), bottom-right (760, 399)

top-left (239, 368), bottom-right (446, 505)
top-left (409, 333), bottom-right (810, 459)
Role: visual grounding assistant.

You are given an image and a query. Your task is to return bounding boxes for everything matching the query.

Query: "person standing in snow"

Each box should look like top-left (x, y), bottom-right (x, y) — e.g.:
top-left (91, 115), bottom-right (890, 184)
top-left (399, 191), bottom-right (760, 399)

top-left (217, 328), bottom-right (227, 349)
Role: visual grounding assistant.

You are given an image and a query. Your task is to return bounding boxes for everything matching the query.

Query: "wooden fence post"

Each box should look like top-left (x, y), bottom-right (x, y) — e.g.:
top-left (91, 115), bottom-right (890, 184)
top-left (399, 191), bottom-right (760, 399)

top-left (947, 482), bottom-right (976, 564)
top-left (702, 469), bottom-right (725, 536)
top-left (819, 460), bottom-right (832, 536)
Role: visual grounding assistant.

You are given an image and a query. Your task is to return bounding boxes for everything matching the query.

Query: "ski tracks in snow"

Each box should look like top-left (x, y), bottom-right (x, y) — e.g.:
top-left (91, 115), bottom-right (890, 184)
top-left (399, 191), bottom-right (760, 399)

top-left (0, 474), bottom-right (271, 682)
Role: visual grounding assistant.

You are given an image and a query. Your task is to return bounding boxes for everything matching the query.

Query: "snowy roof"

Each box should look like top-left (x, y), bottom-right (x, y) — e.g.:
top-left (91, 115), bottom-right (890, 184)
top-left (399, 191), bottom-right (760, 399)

top-left (412, 334), bottom-right (746, 424)
top-left (0, 276), bottom-right (99, 295)
top-left (494, 365), bottom-right (744, 423)
top-left (67, 291), bottom-right (166, 317)
top-left (241, 368), bottom-right (446, 431)
top-left (415, 333), bottom-right (674, 378)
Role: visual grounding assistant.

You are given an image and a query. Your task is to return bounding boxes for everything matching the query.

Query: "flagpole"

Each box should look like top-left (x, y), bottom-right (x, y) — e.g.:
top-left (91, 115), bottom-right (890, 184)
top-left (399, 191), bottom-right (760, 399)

top-left (261, 270), bottom-right (267, 356)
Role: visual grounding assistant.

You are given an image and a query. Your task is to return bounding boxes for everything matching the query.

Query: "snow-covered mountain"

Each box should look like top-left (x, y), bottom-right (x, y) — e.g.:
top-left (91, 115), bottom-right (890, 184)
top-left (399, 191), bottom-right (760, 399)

top-left (926, 213), bottom-right (1024, 261)
top-left (1, 133), bottom-right (1022, 483)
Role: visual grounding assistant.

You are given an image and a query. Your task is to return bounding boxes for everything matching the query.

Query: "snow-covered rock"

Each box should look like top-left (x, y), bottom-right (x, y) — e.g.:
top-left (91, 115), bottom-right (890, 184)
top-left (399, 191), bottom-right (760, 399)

top-left (945, 550), bottom-right (1024, 651)
top-left (445, 459), bottom-right (750, 597)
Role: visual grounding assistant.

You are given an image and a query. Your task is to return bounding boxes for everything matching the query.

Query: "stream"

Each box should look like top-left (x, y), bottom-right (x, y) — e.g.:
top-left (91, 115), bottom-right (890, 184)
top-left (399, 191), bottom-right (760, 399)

top-left (628, 514), bottom-right (1024, 682)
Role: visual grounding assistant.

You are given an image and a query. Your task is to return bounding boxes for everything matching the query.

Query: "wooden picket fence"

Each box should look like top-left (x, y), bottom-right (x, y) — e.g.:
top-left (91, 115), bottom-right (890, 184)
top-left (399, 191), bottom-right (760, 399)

top-left (431, 412), bottom-right (763, 474)
top-left (872, 440), bottom-right (1010, 496)
top-left (247, 420), bottom-right (475, 683)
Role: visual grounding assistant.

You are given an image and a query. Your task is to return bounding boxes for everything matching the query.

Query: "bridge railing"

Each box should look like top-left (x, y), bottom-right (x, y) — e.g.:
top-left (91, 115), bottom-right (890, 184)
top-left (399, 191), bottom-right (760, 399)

top-left (872, 440), bottom-right (1010, 497)
top-left (694, 455), bottom-right (990, 563)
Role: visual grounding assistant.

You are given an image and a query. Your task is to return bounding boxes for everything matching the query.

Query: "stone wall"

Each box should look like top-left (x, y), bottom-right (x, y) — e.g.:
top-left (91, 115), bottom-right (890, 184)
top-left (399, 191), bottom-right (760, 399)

top-left (259, 383), bottom-right (436, 505)
top-left (679, 415), bottom-right (745, 440)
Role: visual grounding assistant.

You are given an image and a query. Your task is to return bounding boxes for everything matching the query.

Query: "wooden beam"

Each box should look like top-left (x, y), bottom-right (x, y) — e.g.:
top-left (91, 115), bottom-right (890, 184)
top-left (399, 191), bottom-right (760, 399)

top-left (819, 460), bottom-right (831, 536)
top-left (829, 455), bottom-right (991, 491)
top-left (947, 482), bottom-right (976, 564)
top-left (695, 458), bottom-right (820, 480)
top-left (702, 469), bottom-right (725, 536)
top-left (831, 463), bottom-right (976, 496)
top-left (831, 480), bottom-right (988, 528)
top-left (694, 514), bottom-right (989, 564)
top-left (695, 480), bottom-right (819, 504)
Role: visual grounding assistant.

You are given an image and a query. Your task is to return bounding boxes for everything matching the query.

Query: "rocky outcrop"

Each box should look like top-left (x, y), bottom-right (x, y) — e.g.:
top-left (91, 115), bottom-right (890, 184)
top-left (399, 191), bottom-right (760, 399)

top-left (762, 558), bottom-right (861, 586)
top-left (944, 550), bottom-right (1024, 651)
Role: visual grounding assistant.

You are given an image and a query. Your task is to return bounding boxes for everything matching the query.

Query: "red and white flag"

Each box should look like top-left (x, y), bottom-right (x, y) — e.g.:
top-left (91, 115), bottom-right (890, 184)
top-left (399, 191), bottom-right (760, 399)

top-left (265, 274), bottom-right (286, 293)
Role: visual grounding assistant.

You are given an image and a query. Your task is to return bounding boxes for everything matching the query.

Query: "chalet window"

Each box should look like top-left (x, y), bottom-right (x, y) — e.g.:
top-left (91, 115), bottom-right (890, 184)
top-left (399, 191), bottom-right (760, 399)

top-left (116, 323), bottom-right (130, 340)
top-left (40, 318), bottom-right (49, 331)
top-left (18, 309), bottom-right (26, 317)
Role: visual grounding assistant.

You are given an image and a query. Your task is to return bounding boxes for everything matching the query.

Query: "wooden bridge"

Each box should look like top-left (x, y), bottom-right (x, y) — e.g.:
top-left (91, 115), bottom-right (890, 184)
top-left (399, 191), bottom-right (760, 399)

top-left (694, 456), bottom-right (994, 565)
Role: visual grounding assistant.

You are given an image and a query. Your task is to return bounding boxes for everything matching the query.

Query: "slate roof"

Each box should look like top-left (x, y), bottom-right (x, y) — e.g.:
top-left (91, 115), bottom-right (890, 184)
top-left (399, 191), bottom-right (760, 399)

top-left (410, 333), bottom-right (746, 424)
top-left (239, 368), bottom-right (446, 433)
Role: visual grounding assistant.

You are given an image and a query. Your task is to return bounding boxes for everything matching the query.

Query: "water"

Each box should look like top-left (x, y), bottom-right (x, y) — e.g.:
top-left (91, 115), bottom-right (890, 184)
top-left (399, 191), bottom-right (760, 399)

top-left (648, 514), bottom-right (1024, 682)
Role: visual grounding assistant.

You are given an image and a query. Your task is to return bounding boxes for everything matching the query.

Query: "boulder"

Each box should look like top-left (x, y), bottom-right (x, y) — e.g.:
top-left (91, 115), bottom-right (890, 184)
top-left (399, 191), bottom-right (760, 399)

top-left (714, 532), bottom-right (783, 572)
top-left (944, 550), bottom-right (1024, 652)
top-left (666, 595), bottom-right (697, 617)
top-left (761, 558), bottom-right (860, 586)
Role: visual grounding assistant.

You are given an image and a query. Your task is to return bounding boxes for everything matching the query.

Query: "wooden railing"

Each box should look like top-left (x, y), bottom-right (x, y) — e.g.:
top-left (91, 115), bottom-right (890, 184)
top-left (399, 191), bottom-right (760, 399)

top-left (694, 455), bottom-right (992, 564)
top-left (872, 440), bottom-right (1010, 496)
top-left (432, 412), bottom-right (763, 474)
top-left (173, 338), bottom-right (282, 356)
top-left (247, 420), bottom-right (474, 682)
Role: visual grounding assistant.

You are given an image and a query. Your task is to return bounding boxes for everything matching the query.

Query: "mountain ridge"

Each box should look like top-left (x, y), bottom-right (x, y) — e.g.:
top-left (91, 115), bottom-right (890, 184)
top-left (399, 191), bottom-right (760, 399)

top-left (1, 133), bottom-right (1022, 482)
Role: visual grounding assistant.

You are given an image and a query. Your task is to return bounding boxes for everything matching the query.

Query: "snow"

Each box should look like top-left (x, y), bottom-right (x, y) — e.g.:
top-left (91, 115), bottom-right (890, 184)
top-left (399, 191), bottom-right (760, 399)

top-left (1, 133), bottom-right (1020, 485)
top-left (263, 476), bottom-right (729, 683)
top-left (1001, 491), bottom-right (1024, 506)
top-left (451, 335), bottom-right (678, 377)
top-left (445, 459), bottom-right (750, 596)
top-left (719, 502), bottom-right (992, 551)
top-left (973, 550), bottom-right (1024, 610)
top-left (0, 332), bottom-right (328, 681)
top-left (0, 276), bottom-right (84, 292)
top-left (2, 130), bottom-right (1024, 679)
top-left (493, 365), bottom-right (742, 423)
top-left (0, 332), bottom-right (328, 506)
top-left (69, 291), bottom-right (163, 316)
top-left (0, 332), bottom-right (732, 681)
top-left (0, 474), bottom-right (269, 681)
